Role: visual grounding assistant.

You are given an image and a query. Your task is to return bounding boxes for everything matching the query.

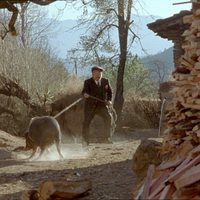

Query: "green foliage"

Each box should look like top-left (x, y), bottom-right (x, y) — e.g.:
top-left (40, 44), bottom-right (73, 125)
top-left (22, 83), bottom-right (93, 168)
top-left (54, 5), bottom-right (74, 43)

top-left (104, 56), bottom-right (157, 98)
top-left (124, 57), bottom-right (155, 97)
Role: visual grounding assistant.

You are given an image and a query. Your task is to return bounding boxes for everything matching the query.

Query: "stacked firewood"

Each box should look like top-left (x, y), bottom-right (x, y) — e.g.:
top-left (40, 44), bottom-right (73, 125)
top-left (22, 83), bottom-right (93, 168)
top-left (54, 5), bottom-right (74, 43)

top-left (134, 145), bottom-right (200, 199)
top-left (161, 0), bottom-right (200, 156)
top-left (134, 1), bottom-right (200, 199)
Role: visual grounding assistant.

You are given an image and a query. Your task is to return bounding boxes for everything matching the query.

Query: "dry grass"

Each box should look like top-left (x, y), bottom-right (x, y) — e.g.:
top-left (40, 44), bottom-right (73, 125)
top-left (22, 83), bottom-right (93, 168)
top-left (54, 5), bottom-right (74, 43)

top-left (122, 96), bottom-right (160, 129)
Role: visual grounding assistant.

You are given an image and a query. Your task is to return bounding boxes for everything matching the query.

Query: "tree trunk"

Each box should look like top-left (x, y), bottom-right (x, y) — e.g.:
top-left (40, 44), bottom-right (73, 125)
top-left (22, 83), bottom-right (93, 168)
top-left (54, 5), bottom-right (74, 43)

top-left (20, 3), bottom-right (29, 47)
top-left (113, 0), bottom-right (129, 123)
top-left (114, 47), bottom-right (127, 122)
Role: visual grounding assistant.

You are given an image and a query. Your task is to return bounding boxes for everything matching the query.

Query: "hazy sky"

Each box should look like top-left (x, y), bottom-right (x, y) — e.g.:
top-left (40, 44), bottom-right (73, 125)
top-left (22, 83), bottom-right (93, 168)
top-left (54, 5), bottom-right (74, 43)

top-left (47, 0), bottom-right (191, 20)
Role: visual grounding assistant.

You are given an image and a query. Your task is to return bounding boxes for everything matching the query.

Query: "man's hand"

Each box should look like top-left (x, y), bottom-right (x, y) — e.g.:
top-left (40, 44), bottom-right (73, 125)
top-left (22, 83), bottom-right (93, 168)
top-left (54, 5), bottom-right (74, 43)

top-left (84, 93), bottom-right (90, 98)
top-left (106, 100), bottom-right (112, 106)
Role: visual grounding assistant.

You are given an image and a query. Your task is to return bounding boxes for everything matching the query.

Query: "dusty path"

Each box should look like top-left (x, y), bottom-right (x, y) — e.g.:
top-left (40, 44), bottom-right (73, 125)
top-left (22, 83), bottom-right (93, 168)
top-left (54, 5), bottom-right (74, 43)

top-left (0, 129), bottom-right (161, 200)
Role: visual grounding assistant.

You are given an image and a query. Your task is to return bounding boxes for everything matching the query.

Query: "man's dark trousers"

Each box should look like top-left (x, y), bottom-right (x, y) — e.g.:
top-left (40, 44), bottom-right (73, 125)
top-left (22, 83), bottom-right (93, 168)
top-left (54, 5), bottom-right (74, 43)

top-left (82, 102), bottom-right (112, 144)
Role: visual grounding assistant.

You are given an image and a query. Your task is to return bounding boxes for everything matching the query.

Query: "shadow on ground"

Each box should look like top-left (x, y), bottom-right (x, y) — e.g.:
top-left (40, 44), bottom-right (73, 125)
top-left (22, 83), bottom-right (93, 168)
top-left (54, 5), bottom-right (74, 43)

top-left (0, 159), bottom-right (136, 200)
top-left (0, 128), bottom-right (161, 200)
top-left (114, 128), bottom-right (160, 141)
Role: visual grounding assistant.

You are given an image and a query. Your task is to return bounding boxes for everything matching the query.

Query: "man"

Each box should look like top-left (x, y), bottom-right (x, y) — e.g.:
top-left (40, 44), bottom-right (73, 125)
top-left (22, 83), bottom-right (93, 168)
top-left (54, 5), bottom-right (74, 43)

top-left (82, 66), bottom-right (113, 147)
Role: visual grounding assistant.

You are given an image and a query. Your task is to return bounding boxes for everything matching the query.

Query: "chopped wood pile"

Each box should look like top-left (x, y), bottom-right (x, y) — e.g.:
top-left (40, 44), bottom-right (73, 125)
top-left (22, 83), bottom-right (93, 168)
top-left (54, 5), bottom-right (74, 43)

top-left (134, 0), bottom-right (200, 199)
top-left (161, 0), bottom-right (200, 157)
top-left (134, 145), bottom-right (200, 199)
top-left (21, 180), bottom-right (92, 200)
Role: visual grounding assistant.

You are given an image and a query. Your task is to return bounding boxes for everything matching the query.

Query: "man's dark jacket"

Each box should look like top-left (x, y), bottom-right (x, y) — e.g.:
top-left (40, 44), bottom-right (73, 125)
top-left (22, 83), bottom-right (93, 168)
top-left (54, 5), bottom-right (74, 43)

top-left (82, 77), bottom-right (112, 107)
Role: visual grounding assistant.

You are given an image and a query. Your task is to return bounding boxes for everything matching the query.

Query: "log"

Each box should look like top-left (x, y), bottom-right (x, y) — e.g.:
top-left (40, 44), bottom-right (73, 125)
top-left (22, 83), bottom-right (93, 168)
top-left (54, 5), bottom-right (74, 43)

top-left (135, 185), bottom-right (144, 200)
top-left (190, 144), bottom-right (200, 154)
top-left (179, 183), bottom-right (200, 197)
top-left (186, 97), bottom-right (195, 104)
top-left (191, 89), bottom-right (200, 98)
top-left (194, 61), bottom-right (200, 69)
top-left (167, 154), bottom-right (200, 183)
top-left (182, 103), bottom-right (200, 110)
top-left (0, 74), bottom-right (47, 115)
top-left (148, 183), bottom-right (165, 199)
top-left (190, 41), bottom-right (200, 49)
top-left (195, 8), bottom-right (200, 16)
top-left (39, 180), bottom-right (92, 200)
top-left (183, 15), bottom-right (193, 24)
top-left (195, 129), bottom-right (200, 137)
top-left (159, 184), bottom-right (175, 200)
top-left (196, 49), bottom-right (200, 56)
top-left (190, 132), bottom-right (199, 143)
top-left (194, 99), bottom-right (200, 104)
top-left (185, 110), bottom-right (200, 118)
top-left (177, 140), bottom-right (194, 156)
top-left (39, 181), bottom-right (55, 200)
top-left (193, 124), bottom-right (200, 131)
top-left (175, 155), bottom-right (192, 171)
top-left (157, 157), bottom-right (185, 171)
top-left (181, 55), bottom-right (196, 67)
top-left (174, 164), bottom-right (200, 189)
top-left (191, 70), bottom-right (199, 76)
top-left (173, 73), bottom-right (187, 81)
top-left (182, 30), bottom-right (192, 37)
top-left (141, 165), bottom-right (155, 200)
top-left (149, 169), bottom-right (172, 196)
top-left (197, 32), bottom-right (200, 37)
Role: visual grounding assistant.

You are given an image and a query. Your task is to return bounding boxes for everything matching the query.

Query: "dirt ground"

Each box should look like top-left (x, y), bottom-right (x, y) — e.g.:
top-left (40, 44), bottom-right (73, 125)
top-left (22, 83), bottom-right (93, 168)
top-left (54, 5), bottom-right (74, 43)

top-left (0, 129), bottom-right (162, 200)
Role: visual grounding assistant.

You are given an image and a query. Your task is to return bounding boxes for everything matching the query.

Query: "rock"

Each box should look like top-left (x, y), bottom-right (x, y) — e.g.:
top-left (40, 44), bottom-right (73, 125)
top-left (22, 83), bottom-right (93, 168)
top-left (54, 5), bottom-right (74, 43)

top-left (132, 139), bottom-right (162, 179)
top-left (0, 130), bottom-right (25, 149)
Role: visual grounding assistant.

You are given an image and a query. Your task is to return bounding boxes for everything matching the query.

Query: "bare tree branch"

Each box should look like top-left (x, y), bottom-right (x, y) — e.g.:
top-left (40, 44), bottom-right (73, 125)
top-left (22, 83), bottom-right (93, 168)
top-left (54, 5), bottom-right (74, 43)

top-left (90, 23), bottom-right (119, 48)
top-left (106, 8), bottom-right (119, 18)
top-left (128, 27), bottom-right (139, 39)
top-left (0, 0), bottom-right (57, 37)
top-left (0, 21), bottom-right (9, 39)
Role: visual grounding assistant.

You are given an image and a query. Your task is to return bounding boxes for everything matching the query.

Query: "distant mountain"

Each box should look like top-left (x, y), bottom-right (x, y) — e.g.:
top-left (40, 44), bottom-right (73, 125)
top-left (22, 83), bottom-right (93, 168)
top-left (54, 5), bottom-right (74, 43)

top-left (46, 16), bottom-right (174, 77)
top-left (141, 47), bottom-right (174, 82)
top-left (47, 15), bottom-right (173, 59)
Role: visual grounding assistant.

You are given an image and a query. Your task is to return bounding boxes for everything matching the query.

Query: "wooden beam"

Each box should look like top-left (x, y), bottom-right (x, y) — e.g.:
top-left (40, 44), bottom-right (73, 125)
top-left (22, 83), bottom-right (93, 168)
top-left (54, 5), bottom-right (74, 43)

top-left (173, 1), bottom-right (192, 5)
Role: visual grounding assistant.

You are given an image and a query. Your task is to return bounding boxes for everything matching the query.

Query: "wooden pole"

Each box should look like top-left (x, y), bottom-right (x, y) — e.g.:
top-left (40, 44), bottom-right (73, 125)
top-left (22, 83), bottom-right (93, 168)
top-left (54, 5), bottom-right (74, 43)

top-left (173, 1), bottom-right (192, 5)
top-left (54, 98), bottom-right (83, 119)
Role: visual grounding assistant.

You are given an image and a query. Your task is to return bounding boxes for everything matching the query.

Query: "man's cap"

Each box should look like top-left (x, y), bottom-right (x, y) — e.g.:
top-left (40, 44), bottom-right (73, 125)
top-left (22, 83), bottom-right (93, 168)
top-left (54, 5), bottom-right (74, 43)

top-left (91, 66), bottom-right (104, 72)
